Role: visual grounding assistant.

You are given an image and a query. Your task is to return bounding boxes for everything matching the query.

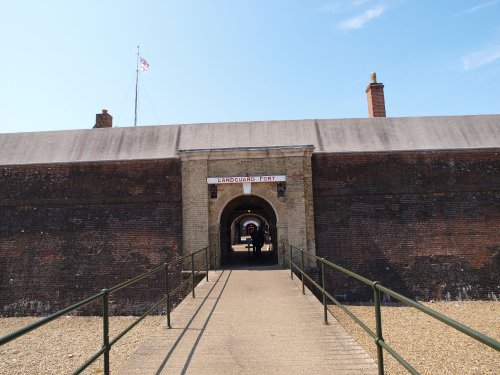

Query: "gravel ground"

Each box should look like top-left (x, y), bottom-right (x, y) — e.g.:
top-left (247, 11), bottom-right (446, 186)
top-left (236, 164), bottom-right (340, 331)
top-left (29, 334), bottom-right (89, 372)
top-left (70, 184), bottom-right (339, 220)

top-left (0, 316), bottom-right (165, 374)
top-left (1, 302), bottom-right (498, 374)
top-left (329, 301), bottom-right (500, 375)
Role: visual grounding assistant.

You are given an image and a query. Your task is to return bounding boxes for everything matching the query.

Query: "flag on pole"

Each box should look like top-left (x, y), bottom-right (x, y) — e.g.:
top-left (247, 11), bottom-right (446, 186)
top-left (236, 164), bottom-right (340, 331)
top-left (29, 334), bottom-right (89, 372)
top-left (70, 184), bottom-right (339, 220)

top-left (140, 57), bottom-right (150, 72)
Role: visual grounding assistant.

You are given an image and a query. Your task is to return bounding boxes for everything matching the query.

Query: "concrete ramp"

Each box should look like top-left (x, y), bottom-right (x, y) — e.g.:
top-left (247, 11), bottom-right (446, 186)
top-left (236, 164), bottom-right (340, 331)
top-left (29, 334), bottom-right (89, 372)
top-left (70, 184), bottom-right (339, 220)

top-left (119, 268), bottom-right (377, 374)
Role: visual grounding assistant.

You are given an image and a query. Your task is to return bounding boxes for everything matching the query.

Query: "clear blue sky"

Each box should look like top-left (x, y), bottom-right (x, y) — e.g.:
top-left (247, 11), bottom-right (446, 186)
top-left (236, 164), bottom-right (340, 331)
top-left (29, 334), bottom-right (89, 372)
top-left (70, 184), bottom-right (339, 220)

top-left (1, 1), bottom-right (499, 133)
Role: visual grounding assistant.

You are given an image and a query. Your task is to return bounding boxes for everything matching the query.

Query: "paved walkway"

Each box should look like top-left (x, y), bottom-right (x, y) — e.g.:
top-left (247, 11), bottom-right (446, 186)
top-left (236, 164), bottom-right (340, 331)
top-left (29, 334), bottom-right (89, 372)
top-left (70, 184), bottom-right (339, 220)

top-left (119, 267), bottom-right (377, 375)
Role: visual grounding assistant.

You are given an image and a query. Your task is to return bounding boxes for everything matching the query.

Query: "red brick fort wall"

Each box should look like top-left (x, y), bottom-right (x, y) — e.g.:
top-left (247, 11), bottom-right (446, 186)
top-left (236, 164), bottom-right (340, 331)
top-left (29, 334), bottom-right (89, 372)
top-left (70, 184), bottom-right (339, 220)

top-left (0, 159), bottom-right (183, 316)
top-left (312, 150), bottom-right (500, 301)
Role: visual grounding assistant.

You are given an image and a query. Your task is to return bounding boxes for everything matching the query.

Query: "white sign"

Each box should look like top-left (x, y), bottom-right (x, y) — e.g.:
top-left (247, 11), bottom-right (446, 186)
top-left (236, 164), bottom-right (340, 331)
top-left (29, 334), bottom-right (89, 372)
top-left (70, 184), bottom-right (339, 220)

top-left (207, 175), bottom-right (286, 184)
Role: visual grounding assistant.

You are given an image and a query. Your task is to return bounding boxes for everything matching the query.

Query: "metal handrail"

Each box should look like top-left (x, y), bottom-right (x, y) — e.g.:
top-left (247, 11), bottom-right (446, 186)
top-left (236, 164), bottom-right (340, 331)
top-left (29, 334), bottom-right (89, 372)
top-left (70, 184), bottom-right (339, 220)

top-left (282, 241), bottom-right (499, 375)
top-left (0, 243), bottom-right (217, 375)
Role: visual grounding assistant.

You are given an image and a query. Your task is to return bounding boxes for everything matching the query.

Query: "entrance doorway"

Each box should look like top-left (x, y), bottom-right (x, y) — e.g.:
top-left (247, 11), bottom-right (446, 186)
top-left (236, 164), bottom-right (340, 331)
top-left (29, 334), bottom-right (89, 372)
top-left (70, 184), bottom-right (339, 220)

top-left (219, 195), bottom-right (278, 266)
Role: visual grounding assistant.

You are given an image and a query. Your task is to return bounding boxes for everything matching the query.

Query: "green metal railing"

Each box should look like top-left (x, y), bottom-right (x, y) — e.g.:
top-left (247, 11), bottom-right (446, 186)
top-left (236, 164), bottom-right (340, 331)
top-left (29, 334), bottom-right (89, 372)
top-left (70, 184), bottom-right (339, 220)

top-left (0, 243), bottom-right (217, 375)
top-left (282, 241), bottom-right (500, 375)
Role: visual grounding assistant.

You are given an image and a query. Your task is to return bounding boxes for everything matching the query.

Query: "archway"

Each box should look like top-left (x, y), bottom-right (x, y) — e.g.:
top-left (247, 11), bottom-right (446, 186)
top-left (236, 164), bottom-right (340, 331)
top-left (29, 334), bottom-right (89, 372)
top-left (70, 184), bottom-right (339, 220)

top-left (219, 195), bottom-right (278, 266)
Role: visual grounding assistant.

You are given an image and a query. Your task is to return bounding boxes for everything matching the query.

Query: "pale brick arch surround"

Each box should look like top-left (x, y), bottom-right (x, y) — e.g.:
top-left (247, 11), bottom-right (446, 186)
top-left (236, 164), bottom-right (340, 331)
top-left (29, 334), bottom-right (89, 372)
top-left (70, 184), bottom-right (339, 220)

top-left (215, 192), bottom-right (281, 224)
top-left (178, 145), bottom-right (316, 267)
top-left (216, 193), bottom-right (281, 264)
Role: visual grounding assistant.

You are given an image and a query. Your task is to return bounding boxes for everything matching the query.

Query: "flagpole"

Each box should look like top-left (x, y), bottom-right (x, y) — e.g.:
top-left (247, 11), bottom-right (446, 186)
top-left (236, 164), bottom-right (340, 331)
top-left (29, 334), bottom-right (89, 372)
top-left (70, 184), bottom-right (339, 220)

top-left (134, 45), bottom-right (139, 127)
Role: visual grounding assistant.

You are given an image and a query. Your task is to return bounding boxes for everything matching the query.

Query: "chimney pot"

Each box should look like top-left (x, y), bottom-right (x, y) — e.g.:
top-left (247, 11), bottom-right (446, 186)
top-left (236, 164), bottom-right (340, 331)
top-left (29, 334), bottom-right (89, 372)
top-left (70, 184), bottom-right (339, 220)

top-left (93, 109), bottom-right (113, 128)
top-left (366, 72), bottom-right (386, 118)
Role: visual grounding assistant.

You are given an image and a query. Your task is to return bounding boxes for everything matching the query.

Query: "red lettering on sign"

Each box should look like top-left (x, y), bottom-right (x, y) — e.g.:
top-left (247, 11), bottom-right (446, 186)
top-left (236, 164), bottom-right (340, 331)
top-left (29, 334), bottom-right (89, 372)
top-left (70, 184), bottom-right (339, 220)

top-left (259, 176), bottom-right (276, 182)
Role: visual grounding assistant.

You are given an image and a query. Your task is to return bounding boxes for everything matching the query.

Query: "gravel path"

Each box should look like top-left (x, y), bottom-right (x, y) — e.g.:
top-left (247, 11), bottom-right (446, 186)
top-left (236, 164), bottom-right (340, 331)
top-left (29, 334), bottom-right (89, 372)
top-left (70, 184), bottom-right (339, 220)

top-left (329, 301), bottom-right (499, 375)
top-left (1, 302), bottom-right (499, 374)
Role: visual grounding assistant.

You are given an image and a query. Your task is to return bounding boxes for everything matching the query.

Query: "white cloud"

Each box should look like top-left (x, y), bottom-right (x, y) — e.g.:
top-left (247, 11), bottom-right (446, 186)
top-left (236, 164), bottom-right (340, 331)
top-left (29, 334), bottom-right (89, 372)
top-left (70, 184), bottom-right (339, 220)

top-left (323, 2), bottom-right (344, 14)
top-left (462, 44), bottom-right (500, 70)
top-left (338, 4), bottom-right (386, 30)
top-left (456, 0), bottom-right (499, 16)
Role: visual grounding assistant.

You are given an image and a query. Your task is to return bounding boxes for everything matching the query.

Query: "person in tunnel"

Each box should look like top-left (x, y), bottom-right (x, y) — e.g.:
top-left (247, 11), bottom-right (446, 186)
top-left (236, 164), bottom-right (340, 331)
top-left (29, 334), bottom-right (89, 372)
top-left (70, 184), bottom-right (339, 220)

top-left (250, 229), bottom-right (257, 255)
top-left (252, 227), bottom-right (265, 255)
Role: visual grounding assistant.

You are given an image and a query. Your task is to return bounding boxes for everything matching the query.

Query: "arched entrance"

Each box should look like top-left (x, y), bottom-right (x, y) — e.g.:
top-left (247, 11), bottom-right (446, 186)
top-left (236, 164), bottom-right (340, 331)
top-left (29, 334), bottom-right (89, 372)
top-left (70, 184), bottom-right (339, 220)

top-left (219, 195), bottom-right (278, 266)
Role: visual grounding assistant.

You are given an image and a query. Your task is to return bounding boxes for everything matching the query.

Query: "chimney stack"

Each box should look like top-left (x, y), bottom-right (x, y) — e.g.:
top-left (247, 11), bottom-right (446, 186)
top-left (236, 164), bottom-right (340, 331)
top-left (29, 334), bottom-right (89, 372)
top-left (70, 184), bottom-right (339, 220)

top-left (365, 72), bottom-right (386, 117)
top-left (93, 109), bottom-right (113, 128)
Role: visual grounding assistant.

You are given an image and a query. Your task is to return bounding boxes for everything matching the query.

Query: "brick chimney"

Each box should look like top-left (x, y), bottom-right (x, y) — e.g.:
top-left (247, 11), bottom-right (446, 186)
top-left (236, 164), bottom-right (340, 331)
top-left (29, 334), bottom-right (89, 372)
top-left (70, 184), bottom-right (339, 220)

top-left (365, 72), bottom-right (386, 117)
top-left (93, 109), bottom-right (113, 128)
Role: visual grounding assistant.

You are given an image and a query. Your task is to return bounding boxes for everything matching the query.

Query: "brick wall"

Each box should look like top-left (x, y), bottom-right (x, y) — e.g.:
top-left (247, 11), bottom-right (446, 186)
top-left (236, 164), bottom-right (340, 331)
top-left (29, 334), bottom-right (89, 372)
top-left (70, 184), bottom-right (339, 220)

top-left (0, 159), bottom-right (183, 316)
top-left (312, 150), bottom-right (500, 301)
top-left (2, 148), bottom-right (498, 314)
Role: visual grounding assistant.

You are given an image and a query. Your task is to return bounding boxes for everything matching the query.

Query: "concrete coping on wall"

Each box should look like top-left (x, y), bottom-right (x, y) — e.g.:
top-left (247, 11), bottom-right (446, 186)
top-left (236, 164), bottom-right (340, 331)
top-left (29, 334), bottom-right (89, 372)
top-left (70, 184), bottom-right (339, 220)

top-left (178, 145), bottom-right (315, 160)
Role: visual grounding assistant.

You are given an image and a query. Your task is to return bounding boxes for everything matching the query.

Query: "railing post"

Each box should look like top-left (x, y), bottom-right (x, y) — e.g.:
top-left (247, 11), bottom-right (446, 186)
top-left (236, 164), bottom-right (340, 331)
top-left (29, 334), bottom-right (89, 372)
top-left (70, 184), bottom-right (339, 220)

top-left (301, 249), bottom-right (305, 295)
top-left (373, 282), bottom-right (385, 375)
top-left (320, 259), bottom-right (328, 324)
top-left (101, 289), bottom-right (110, 375)
top-left (164, 263), bottom-right (171, 329)
top-left (289, 244), bottom-right (293, 279)
top-left (205, 246), bottom-right (209, 282)
top-left (191, 252), bottom-right (196, 298)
